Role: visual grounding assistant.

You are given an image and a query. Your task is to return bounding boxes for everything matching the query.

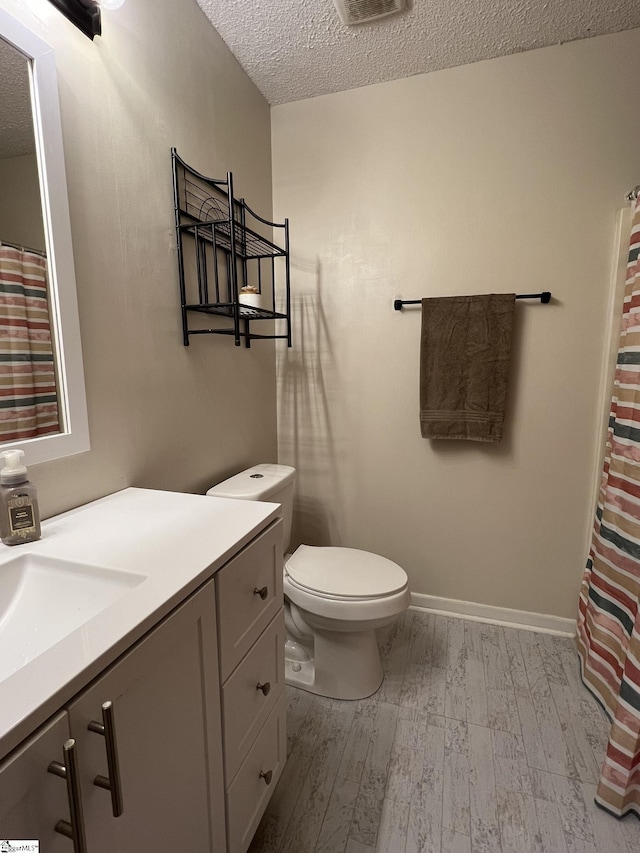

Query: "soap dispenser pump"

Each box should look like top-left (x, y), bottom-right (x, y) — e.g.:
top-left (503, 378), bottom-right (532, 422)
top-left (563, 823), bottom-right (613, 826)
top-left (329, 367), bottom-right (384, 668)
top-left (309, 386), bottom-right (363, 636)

top-left (0, 448), bottom-right (41, 545)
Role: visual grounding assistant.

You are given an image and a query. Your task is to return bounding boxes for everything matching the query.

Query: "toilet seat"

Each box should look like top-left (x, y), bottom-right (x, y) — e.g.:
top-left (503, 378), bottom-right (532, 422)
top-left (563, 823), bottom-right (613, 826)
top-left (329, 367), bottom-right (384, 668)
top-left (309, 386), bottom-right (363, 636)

top-left (285, 545), bottom-right (408, 600)
top-left (285, 575), bottom-right (397, 602)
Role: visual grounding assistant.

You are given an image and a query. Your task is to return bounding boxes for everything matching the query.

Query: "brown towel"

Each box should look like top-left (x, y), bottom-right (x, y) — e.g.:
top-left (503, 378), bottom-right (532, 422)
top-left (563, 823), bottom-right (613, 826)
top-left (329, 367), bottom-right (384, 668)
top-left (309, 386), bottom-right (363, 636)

top-left (420, 294), bottom-right (516, 442)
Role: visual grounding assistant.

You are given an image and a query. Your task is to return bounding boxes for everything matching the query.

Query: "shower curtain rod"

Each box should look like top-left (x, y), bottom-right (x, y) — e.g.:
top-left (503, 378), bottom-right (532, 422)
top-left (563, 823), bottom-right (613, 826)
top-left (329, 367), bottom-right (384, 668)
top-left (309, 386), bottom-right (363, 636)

top-left (0, 239), bottom-right (47, 258)
top-left (626, 185), bottom-right (640, 201)
top-left (393, 292), bottom-right (552, 310)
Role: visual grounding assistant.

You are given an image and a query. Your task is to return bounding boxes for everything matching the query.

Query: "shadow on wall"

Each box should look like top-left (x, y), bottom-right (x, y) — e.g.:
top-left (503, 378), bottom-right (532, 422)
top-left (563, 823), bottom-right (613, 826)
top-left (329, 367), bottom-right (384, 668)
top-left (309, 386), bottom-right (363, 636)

top-left (277, 255), bottom-right (344, 548)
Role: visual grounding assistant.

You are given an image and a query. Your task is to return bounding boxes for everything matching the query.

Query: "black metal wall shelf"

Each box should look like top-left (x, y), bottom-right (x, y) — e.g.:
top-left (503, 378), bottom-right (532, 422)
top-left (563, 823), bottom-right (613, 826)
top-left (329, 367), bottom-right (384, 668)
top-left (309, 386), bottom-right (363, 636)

top-left (172, 149), bottom-right (291, 347)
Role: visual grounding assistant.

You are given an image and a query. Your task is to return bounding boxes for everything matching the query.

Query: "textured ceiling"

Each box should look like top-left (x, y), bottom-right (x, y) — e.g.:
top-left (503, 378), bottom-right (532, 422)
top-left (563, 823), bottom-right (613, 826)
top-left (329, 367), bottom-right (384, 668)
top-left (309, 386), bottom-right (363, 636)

top-left (196, 0), bottom-right (640, 105)
top-left (0, 37), bottom-right (34, 160)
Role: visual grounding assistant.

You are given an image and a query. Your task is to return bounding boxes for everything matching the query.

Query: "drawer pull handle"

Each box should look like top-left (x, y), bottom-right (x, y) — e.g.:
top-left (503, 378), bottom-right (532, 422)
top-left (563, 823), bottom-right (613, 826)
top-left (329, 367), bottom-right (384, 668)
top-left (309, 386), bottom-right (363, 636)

top-left (88, 700), bottom-right (124, 817)
top-left (48, 738), bottom-right (88, 853)
top-left (257, 681), bottom-right (271, 696)
top-left (254, 586), bottom-right (268, 600)
top-left (259, 769), bottom-right (273, 785)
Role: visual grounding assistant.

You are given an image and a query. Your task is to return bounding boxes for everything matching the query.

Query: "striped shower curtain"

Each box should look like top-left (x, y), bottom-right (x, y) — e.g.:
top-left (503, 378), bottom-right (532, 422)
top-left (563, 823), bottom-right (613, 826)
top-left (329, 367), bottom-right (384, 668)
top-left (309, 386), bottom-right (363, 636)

top-left (0, 244), bottom-right (59, 441)
top-left (577, 196), bottom-right (640, 818)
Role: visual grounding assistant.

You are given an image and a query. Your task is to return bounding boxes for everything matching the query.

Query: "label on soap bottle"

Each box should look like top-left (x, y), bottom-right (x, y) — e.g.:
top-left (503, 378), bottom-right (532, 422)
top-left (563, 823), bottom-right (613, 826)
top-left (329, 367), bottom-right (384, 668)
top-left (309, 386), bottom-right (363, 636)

top-left (8, 494), bottom-right (36, 534)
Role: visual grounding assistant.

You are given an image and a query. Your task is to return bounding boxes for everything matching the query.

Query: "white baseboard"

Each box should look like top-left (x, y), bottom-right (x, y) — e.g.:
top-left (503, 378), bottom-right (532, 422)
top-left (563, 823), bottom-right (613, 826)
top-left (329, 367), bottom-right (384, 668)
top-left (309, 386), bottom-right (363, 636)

top-left (410, 593), bottom-right (576, 637)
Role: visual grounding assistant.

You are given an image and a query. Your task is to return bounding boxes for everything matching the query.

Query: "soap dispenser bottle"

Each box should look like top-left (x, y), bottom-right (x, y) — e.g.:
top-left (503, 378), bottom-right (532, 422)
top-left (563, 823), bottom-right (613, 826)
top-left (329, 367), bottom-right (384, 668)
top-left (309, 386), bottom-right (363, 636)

top-left (0, 448), bottom-right (41, 545)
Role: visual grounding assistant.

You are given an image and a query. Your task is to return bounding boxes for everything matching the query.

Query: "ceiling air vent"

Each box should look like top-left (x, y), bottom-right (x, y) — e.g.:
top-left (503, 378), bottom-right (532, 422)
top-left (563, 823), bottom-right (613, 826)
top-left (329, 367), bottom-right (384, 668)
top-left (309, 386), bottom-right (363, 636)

top-left (333, 0), bottom-right (406, 26)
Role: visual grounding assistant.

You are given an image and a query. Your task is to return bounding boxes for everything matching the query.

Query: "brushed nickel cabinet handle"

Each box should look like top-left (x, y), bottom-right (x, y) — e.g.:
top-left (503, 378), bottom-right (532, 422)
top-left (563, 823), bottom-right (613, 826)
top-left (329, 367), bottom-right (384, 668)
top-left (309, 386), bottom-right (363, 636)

top-left (88, 700), bottom-right (124, 817)
top-left (256, 681), bottom-right (271, 696)
top-left (48, 738), bottom-right (88, 853)
top-left (253, 586), bottom-right (268, 600)
top-left (259, 769), bottom-right (273, 785)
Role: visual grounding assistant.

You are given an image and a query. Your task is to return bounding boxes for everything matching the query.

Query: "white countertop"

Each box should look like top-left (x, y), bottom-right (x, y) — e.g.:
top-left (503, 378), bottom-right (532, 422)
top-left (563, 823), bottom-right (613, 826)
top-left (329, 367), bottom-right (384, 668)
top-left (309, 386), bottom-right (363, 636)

top-left (0, 487), bottom-right (280, 758)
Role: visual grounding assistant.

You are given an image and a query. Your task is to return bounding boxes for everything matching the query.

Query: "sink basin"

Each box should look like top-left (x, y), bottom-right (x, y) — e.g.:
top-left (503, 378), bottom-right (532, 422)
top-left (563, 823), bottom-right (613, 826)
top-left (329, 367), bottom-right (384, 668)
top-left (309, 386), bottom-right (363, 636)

top-left (0, 553), bottom-right (145, 682)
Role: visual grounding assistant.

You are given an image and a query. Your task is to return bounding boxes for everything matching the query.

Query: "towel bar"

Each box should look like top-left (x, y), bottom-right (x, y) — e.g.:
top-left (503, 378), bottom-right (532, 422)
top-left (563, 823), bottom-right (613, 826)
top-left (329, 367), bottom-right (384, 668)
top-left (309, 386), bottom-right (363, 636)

top-left (393, 292), bottom-right (552, 310)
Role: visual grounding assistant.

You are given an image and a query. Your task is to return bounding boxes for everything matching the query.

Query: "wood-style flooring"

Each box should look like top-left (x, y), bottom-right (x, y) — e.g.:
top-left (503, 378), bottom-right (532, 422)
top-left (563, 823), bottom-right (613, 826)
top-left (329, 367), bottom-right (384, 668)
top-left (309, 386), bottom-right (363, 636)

top-left (248, 609), bottom-right (640, 853)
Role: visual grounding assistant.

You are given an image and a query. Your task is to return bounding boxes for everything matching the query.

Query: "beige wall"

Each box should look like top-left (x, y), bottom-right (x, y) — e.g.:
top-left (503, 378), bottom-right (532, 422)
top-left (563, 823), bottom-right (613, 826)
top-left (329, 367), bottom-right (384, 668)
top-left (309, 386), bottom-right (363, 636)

top-left (0, 0), bottom-right (276, 516)
top-left (272, 29), bottom-right (640, 619)
top-left (0, 154), bottom-right (45, 251)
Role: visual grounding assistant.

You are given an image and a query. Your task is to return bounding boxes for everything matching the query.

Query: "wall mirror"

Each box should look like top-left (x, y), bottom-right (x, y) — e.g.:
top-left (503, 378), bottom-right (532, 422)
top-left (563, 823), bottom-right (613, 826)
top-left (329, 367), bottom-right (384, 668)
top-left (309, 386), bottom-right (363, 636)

top-left (0, 8), bottom-right (89, 465)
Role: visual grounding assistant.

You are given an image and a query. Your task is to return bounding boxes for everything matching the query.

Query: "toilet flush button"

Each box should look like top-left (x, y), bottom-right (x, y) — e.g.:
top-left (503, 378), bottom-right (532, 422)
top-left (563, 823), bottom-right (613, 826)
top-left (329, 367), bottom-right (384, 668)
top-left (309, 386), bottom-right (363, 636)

top-left (292, 662), bottom-right (302, 672)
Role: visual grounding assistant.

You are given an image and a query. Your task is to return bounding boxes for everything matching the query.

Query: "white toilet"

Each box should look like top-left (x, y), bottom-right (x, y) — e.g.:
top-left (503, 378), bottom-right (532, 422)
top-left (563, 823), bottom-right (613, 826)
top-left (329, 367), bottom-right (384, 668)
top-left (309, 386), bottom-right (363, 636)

top-left (207, 463), bottom-right (410, 700)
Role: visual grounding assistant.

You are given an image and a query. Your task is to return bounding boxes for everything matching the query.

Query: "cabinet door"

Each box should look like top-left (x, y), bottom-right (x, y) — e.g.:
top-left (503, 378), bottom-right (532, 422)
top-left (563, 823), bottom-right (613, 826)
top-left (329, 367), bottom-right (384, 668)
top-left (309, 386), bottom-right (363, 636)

top-left (0, 712), bottom-right (73, 852)
top-left (68, 579), bottom-right (225, 853)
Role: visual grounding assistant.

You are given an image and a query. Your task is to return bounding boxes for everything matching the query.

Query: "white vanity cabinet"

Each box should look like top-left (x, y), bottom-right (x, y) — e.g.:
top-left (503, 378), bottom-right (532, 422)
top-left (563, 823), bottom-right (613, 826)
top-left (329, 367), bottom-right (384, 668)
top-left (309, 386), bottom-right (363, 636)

top-left (0, 579), bottom-right (225, 853)
top-left (0, 501), bottom-right (285, 853)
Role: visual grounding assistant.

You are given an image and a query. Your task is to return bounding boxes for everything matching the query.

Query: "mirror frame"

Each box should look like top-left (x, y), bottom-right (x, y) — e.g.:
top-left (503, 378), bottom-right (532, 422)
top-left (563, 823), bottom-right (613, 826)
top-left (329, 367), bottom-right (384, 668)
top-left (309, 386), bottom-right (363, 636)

top-left (0, 8), bottom-right (90, 465)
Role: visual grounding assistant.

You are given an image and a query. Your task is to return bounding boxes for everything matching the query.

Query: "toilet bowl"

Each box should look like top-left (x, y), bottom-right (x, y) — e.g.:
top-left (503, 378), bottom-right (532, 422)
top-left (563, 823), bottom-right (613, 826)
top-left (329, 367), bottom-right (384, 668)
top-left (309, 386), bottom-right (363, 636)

top-left (206, 464), bottom-right (410, 700)
top-left (283, 544), bottom-right (410, 699)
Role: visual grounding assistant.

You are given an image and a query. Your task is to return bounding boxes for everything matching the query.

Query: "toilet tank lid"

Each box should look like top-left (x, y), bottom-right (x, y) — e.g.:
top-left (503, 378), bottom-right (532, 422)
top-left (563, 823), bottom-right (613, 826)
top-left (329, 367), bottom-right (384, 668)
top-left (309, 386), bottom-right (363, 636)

top-left (206, 463), bottom-right (295, 501)
top-left (286, 545), bottom-right (408, 598)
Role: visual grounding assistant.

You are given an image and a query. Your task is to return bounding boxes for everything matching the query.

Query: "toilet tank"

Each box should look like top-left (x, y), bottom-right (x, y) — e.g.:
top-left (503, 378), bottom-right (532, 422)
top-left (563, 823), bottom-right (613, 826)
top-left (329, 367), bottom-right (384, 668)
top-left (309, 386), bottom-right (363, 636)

top-left (206, 463), bottom-right (296, 551)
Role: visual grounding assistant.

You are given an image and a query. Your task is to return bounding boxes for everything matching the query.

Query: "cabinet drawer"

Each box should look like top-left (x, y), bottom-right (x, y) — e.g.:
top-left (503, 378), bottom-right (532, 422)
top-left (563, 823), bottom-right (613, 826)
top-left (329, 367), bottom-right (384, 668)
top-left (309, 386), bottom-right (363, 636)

top-left (226, 694), bottom-right (286, 853)
top-left (216, 520), bottom-right (283, 681)
top-left (222, 609), bottom-right (285, 782)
